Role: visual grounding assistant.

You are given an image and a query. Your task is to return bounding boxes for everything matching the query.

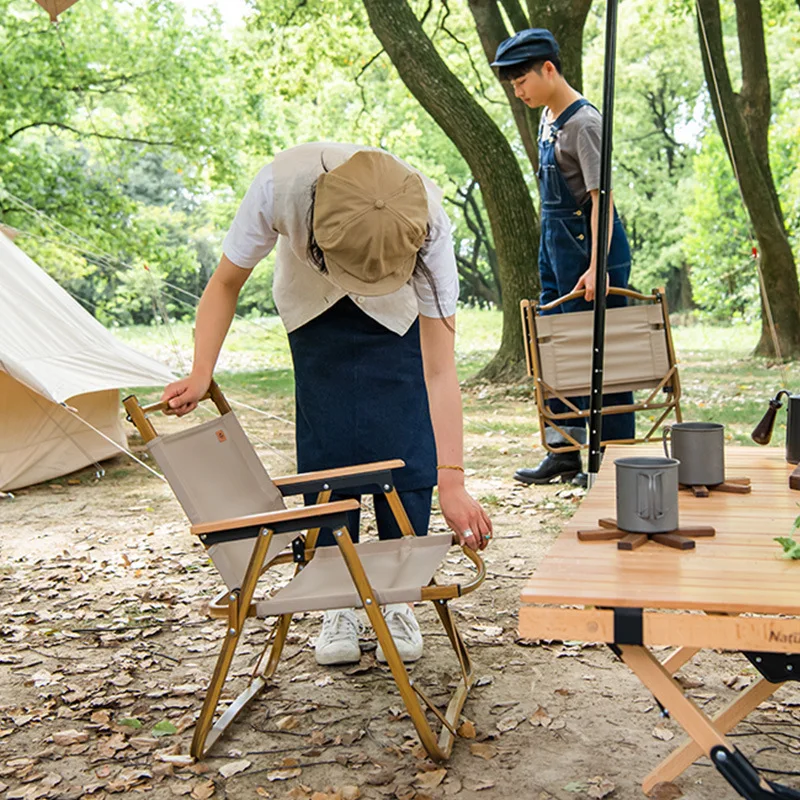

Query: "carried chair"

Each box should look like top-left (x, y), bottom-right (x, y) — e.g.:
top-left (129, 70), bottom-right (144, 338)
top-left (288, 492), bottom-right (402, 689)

top-left (123, 382), bottom-right (485, 761)
top-left (520, 287), bottom-right (682, 452)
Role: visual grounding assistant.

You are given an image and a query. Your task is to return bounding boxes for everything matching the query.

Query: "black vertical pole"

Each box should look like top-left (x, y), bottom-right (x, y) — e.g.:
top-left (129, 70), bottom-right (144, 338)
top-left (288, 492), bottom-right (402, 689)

top-left (588, 0), bottom-right (620, 482)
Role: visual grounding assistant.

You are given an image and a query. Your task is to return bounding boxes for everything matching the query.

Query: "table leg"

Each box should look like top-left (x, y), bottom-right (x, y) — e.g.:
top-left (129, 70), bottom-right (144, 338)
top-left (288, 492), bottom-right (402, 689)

top-left (642, 677), bottom-right (777, 794)
top-left (618, 646), bottom-right (737, 795)
top-left (661, 646), bottom-right (700, 675)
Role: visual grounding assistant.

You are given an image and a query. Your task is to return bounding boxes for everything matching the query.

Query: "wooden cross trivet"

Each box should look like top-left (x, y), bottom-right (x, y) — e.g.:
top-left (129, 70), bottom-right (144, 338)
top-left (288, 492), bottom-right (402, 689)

top-left (680, 477), bottom-right (751, 497)
top-left (577, 518), bottom-right (716, 551)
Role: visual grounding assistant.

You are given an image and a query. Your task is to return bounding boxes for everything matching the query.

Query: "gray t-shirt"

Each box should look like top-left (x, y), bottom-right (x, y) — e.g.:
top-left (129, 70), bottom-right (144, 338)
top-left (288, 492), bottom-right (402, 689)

top-left (540, 104), bottom-right (602, 207)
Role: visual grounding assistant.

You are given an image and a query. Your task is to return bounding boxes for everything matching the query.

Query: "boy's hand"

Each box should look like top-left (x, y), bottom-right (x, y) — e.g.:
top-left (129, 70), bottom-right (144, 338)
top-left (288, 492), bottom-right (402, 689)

top-left (572, 268), bottom-right (609, 301)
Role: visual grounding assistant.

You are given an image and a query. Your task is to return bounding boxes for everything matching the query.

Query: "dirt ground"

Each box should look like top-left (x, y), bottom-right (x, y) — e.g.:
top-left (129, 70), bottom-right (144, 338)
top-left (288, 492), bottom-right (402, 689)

top-left (2, 385), bottom-right (799, 800)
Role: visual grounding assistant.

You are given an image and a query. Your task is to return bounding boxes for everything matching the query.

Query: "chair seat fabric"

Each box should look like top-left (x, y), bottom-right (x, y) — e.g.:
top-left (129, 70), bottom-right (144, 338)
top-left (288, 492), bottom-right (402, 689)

top-left (254, 533), bottom-right (454, 616)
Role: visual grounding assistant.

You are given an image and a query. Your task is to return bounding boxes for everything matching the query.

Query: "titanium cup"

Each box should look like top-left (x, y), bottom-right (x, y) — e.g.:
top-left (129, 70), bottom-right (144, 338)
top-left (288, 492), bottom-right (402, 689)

top-left (662, 422), bottom-right (725, 486)
top-left (615, 456), bottom-right (680, 534)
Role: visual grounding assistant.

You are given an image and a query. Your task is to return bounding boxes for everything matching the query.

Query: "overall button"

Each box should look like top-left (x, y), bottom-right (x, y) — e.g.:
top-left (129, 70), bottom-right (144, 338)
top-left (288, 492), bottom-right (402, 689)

top-left (577, 234), bottom-right (585, 241)
top-left (574, 210), bottom-right (582, 216)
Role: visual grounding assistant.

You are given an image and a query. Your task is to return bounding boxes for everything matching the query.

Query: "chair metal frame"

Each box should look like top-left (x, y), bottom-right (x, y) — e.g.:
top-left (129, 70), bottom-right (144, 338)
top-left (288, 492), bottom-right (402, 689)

top-left (520, 287), bottom-right (683, 453)
top-left (123, 382), bottom-right (485, 762)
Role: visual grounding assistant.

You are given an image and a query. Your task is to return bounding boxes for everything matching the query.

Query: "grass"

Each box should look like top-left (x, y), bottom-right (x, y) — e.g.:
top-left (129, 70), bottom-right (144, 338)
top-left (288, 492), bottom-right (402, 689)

top-left (120, 306), bottom-right (795, 450)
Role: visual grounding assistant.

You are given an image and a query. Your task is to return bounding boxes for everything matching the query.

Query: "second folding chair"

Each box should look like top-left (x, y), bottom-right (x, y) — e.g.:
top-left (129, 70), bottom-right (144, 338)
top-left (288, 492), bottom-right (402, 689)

top-left (520, 287), bottom-right (682, 452)
top-left (124, 382), bottom-right (485, 761)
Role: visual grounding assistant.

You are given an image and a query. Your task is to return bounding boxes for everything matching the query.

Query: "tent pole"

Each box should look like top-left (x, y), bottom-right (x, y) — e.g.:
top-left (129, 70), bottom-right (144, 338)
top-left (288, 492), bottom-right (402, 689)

top-left (587, 0), bottom-right (620, 485)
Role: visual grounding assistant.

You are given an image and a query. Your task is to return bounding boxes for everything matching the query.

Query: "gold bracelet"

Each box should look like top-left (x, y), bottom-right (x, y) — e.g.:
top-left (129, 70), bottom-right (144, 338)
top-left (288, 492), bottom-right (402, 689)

top-left (437, 464), bottom-right (464, 473)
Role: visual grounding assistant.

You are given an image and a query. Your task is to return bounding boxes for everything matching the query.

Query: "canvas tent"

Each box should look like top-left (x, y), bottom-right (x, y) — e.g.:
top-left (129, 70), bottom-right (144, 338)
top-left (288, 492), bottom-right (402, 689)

top-left (0, 232), bottom-right (174, 491)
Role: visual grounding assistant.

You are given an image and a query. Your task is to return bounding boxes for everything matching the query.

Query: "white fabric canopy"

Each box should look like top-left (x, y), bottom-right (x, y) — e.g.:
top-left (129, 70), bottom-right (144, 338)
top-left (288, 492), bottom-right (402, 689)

top-left (0, 233), bottom-right (175, 490)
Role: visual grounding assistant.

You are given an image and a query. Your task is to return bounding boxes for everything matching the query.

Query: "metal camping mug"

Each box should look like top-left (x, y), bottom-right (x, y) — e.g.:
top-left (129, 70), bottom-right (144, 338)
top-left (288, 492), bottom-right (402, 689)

top-left (662, 422), bottom-right (725, 486)
top-left (615, 457), bottom-right (680, 534)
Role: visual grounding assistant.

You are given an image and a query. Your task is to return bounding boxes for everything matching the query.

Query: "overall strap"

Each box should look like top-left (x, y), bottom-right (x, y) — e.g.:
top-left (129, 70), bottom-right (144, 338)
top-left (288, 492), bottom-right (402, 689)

top-left (550, 98), bottom-right (591, 133)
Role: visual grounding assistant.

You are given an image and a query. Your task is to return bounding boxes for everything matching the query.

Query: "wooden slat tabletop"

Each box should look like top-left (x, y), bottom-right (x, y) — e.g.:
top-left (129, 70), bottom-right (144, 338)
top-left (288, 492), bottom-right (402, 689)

top-left (521, 445), bottom-right (800, 615)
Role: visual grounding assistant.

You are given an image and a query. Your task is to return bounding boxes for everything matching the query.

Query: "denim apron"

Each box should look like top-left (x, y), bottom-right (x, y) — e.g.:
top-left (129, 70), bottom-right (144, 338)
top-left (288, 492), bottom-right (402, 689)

top-left (537, 98), bottom-right (635, 442)
top-left (288, 296), bottom-right (436, 545)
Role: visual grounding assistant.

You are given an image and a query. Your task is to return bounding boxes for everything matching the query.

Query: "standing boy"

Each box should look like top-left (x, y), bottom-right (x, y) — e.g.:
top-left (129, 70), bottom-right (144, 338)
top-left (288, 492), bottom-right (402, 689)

top-left (492, 29), bottom-right (635, 486)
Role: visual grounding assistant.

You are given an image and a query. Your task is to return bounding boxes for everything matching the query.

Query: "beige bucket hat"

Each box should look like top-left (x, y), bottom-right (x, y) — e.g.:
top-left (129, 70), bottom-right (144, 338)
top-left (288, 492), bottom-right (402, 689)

top-left (313, 150), bottom-right (429, 296)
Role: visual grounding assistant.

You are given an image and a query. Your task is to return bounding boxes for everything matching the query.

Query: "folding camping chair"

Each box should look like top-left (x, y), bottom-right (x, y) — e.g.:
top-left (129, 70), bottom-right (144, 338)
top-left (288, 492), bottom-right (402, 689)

top-left (520, 287), bottom-right (682, 452)
top-left (123, 382), bottom-right (485, 761)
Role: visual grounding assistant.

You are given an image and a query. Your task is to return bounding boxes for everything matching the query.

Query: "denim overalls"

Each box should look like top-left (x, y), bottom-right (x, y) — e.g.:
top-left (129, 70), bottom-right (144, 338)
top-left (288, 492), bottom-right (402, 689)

top-left (538, 98), bottom-right (635, 443)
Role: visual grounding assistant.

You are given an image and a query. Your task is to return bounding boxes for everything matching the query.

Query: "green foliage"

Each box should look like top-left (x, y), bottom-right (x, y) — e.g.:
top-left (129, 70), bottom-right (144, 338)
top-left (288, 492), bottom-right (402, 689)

top-left (1, 0), bottom-right (798, 330)
top-left (151, 719), bottom-right (177, 737)
top-left (775, 511), bottom-right (800, 559)
top-left (683, 138), bottom-right (757, 322)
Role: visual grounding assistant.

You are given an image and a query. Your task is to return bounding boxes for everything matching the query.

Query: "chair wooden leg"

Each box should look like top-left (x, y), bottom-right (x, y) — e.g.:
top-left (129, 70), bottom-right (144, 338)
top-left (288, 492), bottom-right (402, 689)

top-left (191, 528), bottom-right (275, 760)
top-left (332, 527), bottom-right (450, 760)
top-left (384, 488), bottom-right (417, 537)
top-left (430, 598), bottom-right (473, 757)
top-left (642, 677), bottom-right (777, 794)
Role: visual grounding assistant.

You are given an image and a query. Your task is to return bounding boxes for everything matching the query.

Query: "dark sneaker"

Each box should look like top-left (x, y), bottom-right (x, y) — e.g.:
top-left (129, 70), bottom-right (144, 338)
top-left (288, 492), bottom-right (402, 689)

top-left (514, 451), bottom-right (582, 485)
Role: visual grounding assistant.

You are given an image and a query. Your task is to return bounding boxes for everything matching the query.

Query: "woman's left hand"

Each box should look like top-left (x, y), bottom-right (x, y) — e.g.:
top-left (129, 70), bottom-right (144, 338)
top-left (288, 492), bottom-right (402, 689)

top-left (438, 479), bottom-right (493, 551)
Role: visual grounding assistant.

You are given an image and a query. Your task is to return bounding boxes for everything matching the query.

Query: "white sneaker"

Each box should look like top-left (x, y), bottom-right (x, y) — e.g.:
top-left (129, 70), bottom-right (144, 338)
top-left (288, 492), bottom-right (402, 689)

top-left (375, 604), bottom-right (424, 663)
top-left (315, 609), bottom-right (364, 666)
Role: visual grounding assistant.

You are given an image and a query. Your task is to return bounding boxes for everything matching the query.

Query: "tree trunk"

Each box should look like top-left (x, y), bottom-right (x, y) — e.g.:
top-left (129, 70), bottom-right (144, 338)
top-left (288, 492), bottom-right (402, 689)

top-left (363, 0), bottom-right (540, 381)
top-left (696, 0), bottom-right (800, 359)
top-left (467, 0), bottom-right (593, 175)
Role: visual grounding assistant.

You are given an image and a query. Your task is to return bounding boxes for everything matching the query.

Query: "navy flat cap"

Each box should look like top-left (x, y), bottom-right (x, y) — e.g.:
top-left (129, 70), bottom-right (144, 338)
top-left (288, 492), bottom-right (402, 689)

top-left (491, 28), bottom-right (559, 68)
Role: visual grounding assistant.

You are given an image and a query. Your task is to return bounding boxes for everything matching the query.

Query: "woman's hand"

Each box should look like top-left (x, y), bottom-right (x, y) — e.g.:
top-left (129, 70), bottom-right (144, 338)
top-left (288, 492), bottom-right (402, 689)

top-left (437, 472), bottom-right (493, 551)
top-left (160, 372), bottom-right (212, 417)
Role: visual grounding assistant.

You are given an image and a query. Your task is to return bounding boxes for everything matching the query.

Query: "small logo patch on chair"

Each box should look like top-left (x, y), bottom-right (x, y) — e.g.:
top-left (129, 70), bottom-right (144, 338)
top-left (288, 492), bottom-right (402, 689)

top-left (215, 429), bottom-right (227, 443)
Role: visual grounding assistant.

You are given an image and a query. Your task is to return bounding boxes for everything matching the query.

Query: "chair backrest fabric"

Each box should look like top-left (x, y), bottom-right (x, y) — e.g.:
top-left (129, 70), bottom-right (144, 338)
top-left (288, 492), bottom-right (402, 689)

top-left (536, 303), bottom-right (670, 396)
top-left (148, 412), bottom-right (285, 524)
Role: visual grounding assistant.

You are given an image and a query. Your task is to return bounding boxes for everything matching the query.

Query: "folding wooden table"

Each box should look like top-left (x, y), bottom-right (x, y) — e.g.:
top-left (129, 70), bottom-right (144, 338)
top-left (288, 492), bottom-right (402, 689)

top-left (520, 445), bottom-right (800, 799)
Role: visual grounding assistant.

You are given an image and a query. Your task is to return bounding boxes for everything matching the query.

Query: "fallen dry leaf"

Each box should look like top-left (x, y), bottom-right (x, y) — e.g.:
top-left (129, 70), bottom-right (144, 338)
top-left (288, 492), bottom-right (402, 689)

top-left (652, 725), bottom-right (675, 741)
top-left (675, 674), bottom-right (704, 690)
top-left (276, 715), bottom-right (300, 731)
top-left (266, 768), bottom-right (302, 782)
top-left (469, 742), bottom-right (497, 760)
top-left (157, 753), bottom-right (195, 766)
top-left (457, 720), bottom-right (476, 739)
top-left (414, 769), bottom-right (446, 789)
top-left (364, 767), bottom-right (394, 786)
top-left (529, 706), bottom-right (552, 728)
top-left (219, 759), bottom-right (251, 779)
top-left (466, 779), bottom-right (496, 791)
top-left (191, 780), bottom-right (215, 799)
top-left (497, 713), bottom-right (525, 733)
top-left (586, 776), bottom-right (615, 799)
top-left (725, 674), bottom-right (754, 692)
top-left (649, 782), bottom-right (683, 800)
top-left (52, 729), bottom-right (89, 746)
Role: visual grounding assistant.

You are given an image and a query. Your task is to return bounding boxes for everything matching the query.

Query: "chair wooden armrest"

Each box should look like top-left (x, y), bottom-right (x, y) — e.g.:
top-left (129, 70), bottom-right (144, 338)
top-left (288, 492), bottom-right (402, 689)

top-left (419, 537), bottom-right (487, 601)
top-left (190, 499), bottom-right (360, 535)
top-left (272, 459), bottom-right (406, 496)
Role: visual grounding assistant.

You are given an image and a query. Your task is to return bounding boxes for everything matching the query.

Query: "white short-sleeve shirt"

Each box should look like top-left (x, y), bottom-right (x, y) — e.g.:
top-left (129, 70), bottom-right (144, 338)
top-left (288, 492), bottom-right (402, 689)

top-left (222, 155), bottom-right (459, 324)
